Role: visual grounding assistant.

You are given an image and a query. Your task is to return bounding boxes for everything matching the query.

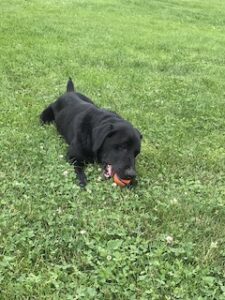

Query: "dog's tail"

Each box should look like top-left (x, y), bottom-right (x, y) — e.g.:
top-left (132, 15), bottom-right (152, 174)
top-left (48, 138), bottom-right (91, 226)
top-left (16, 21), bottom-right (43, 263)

top-left (40, 105), bottom-right (55, 124)
top-left (67, 77), bottom-right (75, 92)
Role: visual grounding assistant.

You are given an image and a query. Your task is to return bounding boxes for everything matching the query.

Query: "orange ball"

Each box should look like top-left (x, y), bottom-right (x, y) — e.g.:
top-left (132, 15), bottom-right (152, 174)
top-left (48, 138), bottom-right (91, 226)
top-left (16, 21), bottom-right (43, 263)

top-left (113, 173), bottom-right (131, 187)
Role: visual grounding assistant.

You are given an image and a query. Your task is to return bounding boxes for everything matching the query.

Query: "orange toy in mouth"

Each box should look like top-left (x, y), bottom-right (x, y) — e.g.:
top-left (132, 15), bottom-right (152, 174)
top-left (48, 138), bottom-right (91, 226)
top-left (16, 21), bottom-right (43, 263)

top-left (104, 165), bottom-right (132, 187)
top-left (113, 173), bottom-right (131, 187)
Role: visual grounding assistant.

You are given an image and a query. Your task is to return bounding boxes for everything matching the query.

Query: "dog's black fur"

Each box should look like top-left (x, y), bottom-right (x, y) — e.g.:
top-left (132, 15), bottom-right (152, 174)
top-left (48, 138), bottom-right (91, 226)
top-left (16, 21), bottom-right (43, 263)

top-left (40, 78), bottom-right (142, 187)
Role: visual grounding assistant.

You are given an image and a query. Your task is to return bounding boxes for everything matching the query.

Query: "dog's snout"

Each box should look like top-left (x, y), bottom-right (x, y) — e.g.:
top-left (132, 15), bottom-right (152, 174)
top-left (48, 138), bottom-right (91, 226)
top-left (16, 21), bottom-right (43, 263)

top-left (124, 168), bottom-right (136, 179)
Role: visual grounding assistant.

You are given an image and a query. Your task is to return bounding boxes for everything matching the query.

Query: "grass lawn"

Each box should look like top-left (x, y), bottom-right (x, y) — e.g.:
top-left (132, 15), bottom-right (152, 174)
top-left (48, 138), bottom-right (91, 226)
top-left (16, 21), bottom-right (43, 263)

top-left (1, 0), bottom-right (225, 298)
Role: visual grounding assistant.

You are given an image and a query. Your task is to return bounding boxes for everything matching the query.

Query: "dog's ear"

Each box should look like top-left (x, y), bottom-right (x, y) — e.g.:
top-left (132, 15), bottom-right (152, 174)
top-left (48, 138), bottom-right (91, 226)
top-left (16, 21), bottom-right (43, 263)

top-left (92, 124), bottom-right (115, 153)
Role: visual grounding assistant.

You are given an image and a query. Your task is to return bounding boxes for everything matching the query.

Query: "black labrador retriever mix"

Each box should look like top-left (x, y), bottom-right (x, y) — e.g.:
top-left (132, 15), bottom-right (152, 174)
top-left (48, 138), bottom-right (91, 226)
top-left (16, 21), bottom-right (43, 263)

top-left (40, 78), bottom-right (142, 187)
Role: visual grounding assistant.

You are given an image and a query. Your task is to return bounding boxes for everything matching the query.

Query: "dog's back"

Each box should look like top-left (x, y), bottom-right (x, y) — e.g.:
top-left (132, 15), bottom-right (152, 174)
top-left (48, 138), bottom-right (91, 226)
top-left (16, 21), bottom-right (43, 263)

top-left (40, 78), bottom-right (96, 144)
top-left (40, 78), bottom-right (93, 124)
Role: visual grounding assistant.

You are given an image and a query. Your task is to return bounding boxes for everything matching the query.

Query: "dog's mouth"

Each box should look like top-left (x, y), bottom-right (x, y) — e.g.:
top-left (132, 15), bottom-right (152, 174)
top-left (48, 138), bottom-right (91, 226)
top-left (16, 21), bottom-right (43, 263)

top-left (103, 164), bottom-right (114, 179)
top-left (103, 164), bottom-right (136, 186)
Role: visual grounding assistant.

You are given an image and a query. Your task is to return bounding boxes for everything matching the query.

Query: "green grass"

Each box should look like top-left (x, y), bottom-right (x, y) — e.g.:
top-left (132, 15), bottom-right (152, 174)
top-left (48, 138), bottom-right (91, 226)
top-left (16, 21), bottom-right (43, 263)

top-left (1, 0), bottom-right (225, 298)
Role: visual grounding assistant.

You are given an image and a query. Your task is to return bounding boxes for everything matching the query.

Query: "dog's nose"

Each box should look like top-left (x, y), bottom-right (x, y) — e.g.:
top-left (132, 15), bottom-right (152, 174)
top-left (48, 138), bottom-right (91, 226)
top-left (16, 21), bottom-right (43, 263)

top-left (124, 168), bottom-right (136, 179)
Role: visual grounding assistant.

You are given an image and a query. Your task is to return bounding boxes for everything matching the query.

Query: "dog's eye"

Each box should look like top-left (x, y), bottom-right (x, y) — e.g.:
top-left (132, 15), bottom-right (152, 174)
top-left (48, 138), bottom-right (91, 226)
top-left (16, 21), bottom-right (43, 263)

top-left (117, 144), bottom-right (126, 150)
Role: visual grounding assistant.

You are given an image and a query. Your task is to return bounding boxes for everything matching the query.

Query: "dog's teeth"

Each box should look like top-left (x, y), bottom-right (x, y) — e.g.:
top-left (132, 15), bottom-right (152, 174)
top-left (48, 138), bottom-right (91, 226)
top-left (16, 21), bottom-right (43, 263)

top-left (103, 164), bottom-right (114, 179)
top-left (106, 164), bottom-right (112, 177)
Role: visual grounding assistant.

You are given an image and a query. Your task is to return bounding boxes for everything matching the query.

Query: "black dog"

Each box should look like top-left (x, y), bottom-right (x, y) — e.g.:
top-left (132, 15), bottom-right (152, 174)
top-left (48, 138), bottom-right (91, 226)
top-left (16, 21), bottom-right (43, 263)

top-left (40, 78), bottom-right (142, 187)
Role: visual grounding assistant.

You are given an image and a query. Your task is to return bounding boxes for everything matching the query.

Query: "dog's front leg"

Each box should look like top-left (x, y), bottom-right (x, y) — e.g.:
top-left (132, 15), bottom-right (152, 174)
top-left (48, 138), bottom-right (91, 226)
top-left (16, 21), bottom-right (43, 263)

top-left (74, 163), bottom-right (87, 187)
top-left (68, 158), bottom-right (87, 187)
top-left (67, 144), bottom-right (87, 187)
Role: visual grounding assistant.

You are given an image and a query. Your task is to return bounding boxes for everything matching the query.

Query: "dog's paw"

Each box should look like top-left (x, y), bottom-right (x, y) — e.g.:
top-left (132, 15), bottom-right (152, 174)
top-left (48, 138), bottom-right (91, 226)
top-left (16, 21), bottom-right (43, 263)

top-left (78, 176), bottom-right (87, 188)
top-left (79, 181), bottom-right (87, 188)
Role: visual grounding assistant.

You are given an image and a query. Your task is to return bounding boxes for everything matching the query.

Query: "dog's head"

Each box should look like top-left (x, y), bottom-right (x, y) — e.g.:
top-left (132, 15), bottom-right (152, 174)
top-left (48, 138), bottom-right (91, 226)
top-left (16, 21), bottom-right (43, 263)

top-left (92, 121), bottom-right (142, 182)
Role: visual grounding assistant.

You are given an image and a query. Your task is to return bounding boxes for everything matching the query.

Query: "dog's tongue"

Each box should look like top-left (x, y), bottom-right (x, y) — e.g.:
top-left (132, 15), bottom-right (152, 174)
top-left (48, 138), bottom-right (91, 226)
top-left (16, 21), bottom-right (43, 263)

top-left (104, 164), bottom-right (113, 178)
